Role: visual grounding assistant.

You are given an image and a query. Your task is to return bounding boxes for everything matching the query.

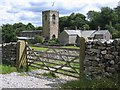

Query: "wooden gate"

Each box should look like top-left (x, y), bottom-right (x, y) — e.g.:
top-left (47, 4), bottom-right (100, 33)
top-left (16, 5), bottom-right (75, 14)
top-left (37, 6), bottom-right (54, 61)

top-left (27, 45), bottom-right (80, 78)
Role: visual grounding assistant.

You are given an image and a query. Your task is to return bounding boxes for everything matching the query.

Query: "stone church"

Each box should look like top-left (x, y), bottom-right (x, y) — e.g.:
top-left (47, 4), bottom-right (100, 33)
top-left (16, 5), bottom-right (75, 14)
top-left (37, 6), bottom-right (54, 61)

top-left (42, 10), bottom-right (59, 40)
top-left (19, 10), bottom-right (112, 45)
top-left (20, 10), bottom-right (59, 41)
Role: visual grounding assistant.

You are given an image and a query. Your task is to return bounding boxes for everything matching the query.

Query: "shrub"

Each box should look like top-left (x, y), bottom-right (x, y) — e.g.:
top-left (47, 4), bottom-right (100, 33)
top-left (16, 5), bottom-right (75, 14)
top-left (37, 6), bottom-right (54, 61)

top-left (48, 38), bottom-right (59, 45)
top-left (34, 35), bottom-right (44, 44)
top-left (60, 77), bottom-right (120, 89)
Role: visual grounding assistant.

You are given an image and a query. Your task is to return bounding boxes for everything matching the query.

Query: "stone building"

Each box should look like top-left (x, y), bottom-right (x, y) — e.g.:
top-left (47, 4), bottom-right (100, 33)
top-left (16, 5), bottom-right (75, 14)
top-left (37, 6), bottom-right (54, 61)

top-left (18, 30), bottom-right (42, 43)
top-left (19, 10), bottom-right (59, 42)
top-left (21, 30), bottom-right (42, 37)
top-left (92, 30), bottom-right (112, 40)
top-left (59, 30), bottom-right (112, 45)
top-left (59, 30), bottom-right (81, 45)
top-left (42, 10), bottom-right (59, 40)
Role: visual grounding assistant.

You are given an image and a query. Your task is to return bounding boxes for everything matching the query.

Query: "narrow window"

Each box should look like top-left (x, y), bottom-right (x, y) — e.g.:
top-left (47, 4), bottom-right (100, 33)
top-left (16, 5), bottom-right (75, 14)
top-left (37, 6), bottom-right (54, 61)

top-left (52, 14), bottom-right (55, 20)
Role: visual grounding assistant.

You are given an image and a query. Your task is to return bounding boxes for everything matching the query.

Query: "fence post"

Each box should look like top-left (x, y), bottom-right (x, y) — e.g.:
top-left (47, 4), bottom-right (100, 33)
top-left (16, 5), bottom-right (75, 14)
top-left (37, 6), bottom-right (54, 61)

top-left (16, 40), bottom-right (27, 71)
top-left (79, 37), bottom-right (85, 79)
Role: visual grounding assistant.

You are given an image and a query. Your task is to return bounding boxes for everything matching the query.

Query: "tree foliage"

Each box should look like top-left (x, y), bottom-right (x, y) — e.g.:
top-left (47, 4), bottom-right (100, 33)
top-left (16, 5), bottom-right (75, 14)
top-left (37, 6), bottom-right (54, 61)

top-left (60, 6), bottom-right (120, 38)
top-left (2, 22), bottom-right (42, 43)
top-left (59, 13), bottom-right (88, 32)
top-left (2, 24), bottom-right (17, 43)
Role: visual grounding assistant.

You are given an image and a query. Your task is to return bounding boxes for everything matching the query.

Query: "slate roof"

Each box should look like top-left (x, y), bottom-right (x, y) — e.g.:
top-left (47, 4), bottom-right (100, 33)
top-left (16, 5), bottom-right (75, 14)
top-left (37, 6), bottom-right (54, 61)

top-left (22, 30), bottom-right (42, 33)
top-left (64, 30), bottom-right (109, 38)
top-left (94, 30), bottom-right (109, 34)
top-left (17, 37), bottom-right (34, 40)
top-left (64, 30), bottom-right (82, 36)
top-left (81, 30), bottom-right (96, 38)
top-left (91, 30), bottom-right (109, 37)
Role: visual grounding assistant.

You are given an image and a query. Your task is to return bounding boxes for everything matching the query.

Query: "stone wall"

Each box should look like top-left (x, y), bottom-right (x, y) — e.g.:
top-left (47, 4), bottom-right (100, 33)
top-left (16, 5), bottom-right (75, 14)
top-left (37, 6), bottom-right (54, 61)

top-left (84, 40), bottom-right (120, 79)
top-left (2, 42), bottom-right (17, 66)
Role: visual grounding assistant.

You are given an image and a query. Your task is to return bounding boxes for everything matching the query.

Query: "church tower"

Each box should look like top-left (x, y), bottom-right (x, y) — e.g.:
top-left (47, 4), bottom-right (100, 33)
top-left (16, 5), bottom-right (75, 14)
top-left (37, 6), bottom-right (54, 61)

top-left (42, 10), bottom-right (59, 40)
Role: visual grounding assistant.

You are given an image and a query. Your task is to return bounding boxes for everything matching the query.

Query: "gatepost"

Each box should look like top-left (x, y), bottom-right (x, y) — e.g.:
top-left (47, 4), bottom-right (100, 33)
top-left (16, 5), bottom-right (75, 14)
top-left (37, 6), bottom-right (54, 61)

top-left (79, 37), bottom-right (85, 79)
top-left (16, 40), bottom-right (27, 71)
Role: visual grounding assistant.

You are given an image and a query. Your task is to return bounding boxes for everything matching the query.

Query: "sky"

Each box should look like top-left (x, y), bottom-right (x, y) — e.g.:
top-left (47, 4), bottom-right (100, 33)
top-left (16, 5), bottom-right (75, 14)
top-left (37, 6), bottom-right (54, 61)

top-left (0, 0), bottom-right (119, 27)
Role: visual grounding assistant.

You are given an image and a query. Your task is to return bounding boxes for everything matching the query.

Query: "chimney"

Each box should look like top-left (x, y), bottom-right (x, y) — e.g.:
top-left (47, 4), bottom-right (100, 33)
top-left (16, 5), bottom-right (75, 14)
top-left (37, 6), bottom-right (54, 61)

top-left (64, 27), bottom-right (67, 30)
top-left (75, 26), bottom-right (77, 30)
top-left (83, 26), bottom-right (86, 31)
top-left (97, 26), bottom-right (100, 31)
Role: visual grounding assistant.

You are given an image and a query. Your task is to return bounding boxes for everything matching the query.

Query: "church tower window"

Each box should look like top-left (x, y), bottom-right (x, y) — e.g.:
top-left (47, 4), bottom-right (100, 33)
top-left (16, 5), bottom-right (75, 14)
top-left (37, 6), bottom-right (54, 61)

top-left (52, 14), bottom-right (56, 20)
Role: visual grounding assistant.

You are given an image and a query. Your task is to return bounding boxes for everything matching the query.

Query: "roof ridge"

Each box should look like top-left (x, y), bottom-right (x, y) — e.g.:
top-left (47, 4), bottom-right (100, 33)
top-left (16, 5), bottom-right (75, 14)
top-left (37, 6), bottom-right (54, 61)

top-left (90, 30), bottom-right (97, 37)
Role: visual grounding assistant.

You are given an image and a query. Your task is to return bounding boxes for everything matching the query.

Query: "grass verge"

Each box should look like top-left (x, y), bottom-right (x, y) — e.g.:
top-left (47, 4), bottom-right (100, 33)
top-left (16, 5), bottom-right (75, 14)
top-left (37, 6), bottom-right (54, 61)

top-left (0, 65), bottom-right (17, 74)
top-left (30, 46), bottom-right (79, 51)
top-left (61, 46), bottom-right (79, 49)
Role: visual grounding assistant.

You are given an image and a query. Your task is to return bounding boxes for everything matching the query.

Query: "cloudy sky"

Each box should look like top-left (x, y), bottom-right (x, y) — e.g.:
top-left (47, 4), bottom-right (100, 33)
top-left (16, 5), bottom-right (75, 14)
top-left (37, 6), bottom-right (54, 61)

top-left (0, 0), bottom-right (119, 27)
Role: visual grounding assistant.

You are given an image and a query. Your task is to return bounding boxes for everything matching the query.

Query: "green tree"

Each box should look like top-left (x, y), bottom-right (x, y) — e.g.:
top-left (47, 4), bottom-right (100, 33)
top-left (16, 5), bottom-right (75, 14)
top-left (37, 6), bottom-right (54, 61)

top-left (59, 13), bottom-right (87, 32)
top-left (35, 26), bottom-right (43, 30)
top-left (114, 6), bottom-right (120, 37)
top-left (25, 23), bottom-right (35, 30)
top-left (87, 10), bottom-right (101, 29)
top-left (100, 7), bottom-right (117, 29)
top-left (13, 22), bottom-right (26, 36)
top-left (59, 16), bottom-right (69, 32)
top-left (105, 21), bottom-right (116, 33)
top-left (112, 30), bottom-right (120, 38)
top-left (83, 24), bottom-right (90, 30)
top-left (114, 23), bottom-right (120, 32)
top-left (114, 6), bottom-right (120, 23)
top-left (13, 22), bottom-right (25, 29)
top-left (2, 24), bottom-right (17, 43)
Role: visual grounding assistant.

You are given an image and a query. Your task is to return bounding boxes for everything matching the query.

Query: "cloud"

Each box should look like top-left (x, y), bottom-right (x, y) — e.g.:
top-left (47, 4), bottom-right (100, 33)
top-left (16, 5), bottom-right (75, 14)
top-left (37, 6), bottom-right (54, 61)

top-left (0, 0), bottom-right (119, 26)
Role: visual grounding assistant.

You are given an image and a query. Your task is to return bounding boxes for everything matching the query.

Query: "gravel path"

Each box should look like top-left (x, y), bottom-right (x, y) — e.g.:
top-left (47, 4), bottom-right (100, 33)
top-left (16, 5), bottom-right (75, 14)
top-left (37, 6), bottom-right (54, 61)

top-left (0, 69), bottom-right (77, 89)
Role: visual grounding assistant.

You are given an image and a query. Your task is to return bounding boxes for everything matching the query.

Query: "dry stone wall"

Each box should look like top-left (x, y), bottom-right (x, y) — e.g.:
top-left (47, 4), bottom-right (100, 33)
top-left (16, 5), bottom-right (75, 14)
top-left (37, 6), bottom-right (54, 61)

top-left (84, 40), bottom-right (120, 79)
top-left (2, 42), bottom-right (17, 66)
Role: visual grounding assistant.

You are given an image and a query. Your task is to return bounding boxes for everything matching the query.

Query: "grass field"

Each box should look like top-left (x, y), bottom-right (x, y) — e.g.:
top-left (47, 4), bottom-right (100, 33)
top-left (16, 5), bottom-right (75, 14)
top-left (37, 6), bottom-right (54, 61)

top-left (30, 45), bottom-right (79, 51)
top-left (30, 46), bottom-right (48, 51)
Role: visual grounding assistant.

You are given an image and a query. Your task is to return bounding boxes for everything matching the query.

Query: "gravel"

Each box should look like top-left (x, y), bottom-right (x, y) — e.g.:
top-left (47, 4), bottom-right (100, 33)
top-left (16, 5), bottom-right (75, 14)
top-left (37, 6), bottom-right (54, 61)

top-left (0, 69), bottom-right (77, 89)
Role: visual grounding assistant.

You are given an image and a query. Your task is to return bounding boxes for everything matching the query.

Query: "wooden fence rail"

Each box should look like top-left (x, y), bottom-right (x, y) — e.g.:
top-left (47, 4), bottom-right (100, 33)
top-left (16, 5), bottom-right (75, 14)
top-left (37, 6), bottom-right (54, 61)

top-left (26, 44), bottom-right (81, 78)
